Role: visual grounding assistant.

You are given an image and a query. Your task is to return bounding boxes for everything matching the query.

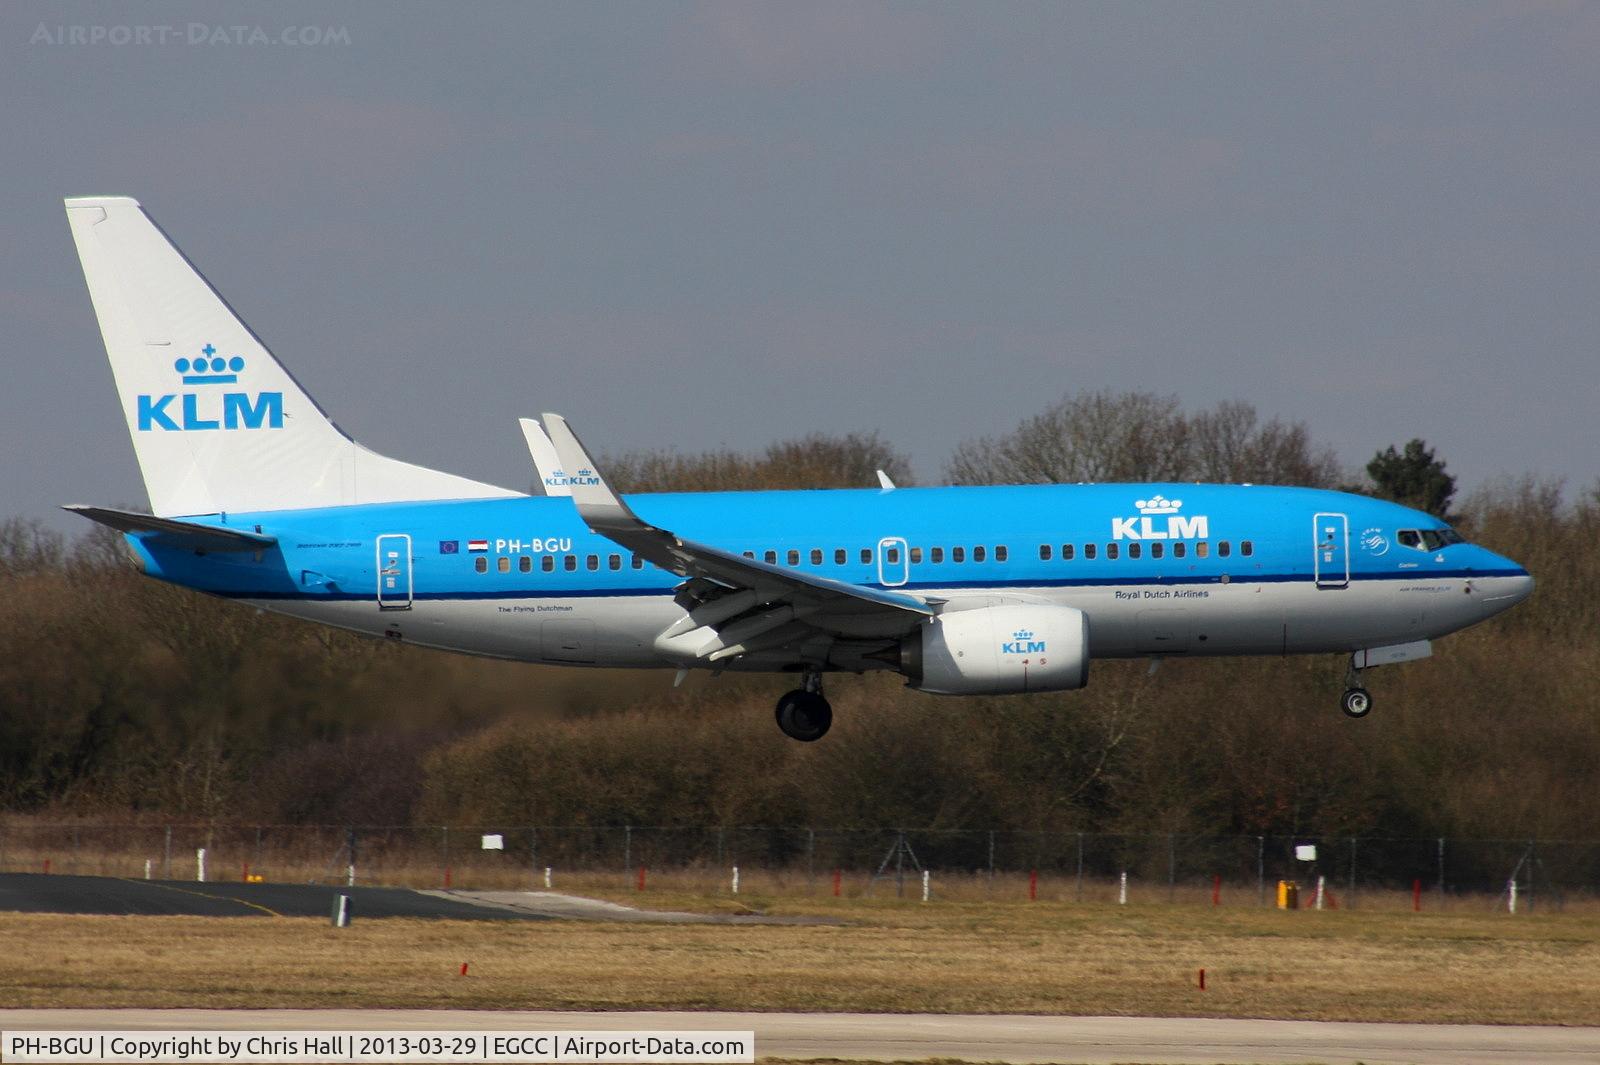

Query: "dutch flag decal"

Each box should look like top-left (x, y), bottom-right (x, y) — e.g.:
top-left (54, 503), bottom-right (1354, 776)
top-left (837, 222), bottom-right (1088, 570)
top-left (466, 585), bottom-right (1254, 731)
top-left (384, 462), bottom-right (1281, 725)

top-left (467, 539), bottom-right (489, 553)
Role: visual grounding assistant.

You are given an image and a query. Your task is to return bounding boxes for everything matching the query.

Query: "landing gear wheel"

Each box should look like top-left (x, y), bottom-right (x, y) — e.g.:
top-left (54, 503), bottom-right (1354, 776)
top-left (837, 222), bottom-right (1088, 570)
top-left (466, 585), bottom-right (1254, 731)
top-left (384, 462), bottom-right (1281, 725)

top-left (776, 690), bottom-right (832, 742)
top-left (1341, 687), bottom-right (1373, 718)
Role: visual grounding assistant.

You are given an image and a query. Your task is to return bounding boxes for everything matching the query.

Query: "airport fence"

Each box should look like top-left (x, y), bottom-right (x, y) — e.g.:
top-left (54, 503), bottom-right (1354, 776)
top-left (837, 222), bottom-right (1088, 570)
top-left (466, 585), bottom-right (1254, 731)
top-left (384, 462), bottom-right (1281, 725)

top-left (0, 820), bottom-right (1596, 911)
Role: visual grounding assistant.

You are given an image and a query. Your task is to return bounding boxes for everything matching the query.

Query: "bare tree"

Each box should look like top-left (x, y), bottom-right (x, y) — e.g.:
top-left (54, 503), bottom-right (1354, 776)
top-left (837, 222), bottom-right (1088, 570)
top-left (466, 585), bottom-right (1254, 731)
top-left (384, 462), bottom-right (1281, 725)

top-left (948, 391), bottom-right (1338, 487)
top-left (605, 431), bottom-right (913, 493)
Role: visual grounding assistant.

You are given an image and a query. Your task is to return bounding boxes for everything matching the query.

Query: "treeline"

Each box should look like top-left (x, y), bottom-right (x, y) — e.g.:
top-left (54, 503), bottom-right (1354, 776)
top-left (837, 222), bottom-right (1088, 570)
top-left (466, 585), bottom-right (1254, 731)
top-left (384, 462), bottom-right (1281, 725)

top-left (0, 392), bottom-right (1594, 848)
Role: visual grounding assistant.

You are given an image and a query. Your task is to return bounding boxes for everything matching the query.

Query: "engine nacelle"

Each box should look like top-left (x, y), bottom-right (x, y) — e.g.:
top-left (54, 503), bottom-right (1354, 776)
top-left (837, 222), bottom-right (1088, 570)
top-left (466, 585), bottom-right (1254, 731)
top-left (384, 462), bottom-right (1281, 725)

top-left (900, 604), bottom-right (1090, 695)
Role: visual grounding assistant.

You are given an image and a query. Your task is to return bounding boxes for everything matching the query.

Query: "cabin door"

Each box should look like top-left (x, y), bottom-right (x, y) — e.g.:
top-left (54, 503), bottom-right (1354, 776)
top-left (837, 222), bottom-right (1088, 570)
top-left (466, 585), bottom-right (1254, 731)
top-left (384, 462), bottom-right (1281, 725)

top-left (1313, 513), bottom-right (1349, 589)
top-left (376, 534), bottom-right (413, 609)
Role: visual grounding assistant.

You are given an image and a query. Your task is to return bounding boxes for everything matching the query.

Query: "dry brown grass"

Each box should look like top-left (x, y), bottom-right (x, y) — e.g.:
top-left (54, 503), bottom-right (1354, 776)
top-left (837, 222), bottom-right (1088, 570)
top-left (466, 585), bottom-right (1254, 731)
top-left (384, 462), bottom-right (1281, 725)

top-left (2, 897), bottom-right (1597, 1024)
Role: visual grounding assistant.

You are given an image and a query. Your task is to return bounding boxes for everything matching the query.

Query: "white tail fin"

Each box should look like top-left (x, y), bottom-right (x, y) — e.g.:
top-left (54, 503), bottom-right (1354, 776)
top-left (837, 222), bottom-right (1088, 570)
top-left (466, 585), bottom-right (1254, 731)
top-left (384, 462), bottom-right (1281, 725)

top-left (519, 417), bottom-right (573, 496)
top-left (64, 196), bottom-right (516, 517)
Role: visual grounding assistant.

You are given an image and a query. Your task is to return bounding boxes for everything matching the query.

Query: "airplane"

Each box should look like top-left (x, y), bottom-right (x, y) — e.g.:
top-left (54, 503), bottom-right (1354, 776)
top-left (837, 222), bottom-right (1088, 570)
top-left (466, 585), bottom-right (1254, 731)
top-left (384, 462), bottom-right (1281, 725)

top-left (62, 196), bottom-right (1534, 741)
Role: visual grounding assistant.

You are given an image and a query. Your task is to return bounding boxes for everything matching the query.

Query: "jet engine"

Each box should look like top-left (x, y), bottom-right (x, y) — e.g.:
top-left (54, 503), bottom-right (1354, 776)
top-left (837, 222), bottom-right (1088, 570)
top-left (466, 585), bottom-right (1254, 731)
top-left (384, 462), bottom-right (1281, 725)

top-left (898, 604), bottom-right (1090, 695)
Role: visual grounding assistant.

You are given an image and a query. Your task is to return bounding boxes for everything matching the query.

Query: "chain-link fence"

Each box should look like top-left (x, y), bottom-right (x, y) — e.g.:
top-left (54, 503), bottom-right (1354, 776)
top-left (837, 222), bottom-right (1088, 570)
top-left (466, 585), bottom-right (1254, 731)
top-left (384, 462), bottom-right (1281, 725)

top-left (0, 822), bottom-right (1593, 911)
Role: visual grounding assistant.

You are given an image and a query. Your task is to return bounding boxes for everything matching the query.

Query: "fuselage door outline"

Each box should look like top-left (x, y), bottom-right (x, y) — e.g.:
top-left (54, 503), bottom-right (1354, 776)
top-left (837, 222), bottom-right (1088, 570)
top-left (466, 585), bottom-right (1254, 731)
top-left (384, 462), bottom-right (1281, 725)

top-left (1313, 513), bottom-right (1350, 589)
top-left (877, 535), bottom-right (909, 587)
top-left (376, 533), bottom-right (413, 610)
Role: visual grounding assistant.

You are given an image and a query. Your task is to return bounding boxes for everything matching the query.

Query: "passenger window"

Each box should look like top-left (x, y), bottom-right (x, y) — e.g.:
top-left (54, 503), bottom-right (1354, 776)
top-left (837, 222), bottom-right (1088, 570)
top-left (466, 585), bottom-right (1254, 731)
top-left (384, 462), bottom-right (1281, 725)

top-left (1062, 544), bottom-right (1075, 560)
top-left (835, 548), bottom-right (847, 565)
top-left (930, 547), bottom-right (944, 563)
top-left (765, 550), bottom-right (778, 564)
top-left (910, 546), bottom-right (923, 564)
top-left (542, 555), bottom-right (554, 572)
top-left (1039, 544), bottom-right (1052, 561)
top-left (564, 555), bottom-right (577, 571)
top-left (1196, 542), bottom-right (1209, 559)
top-left (810, 548), bottom-right (823, 565)
top-left (586, 555), bottom-right (598, 571)
top-left (632, 554), bottom-right (643, 569)
top-left (609, 554), bottom-right (621, 570)
top-left (952, 546), bottom-right (965, 563)
top-left (1241, 541), bottom-right (1253, 557)
top-left (743, 551), bottom-right (754, 559)
top-left (1151, 542), bottom-right (1164, 559)
top-left (1128, 543), bottom-right (1141, 559)
top-left (1218, 541), bottom-right (1231, 558)
top-left (787, 549), bottom-right (800, 566)
top-left (1173, 542), bottom-right (1186, 559)
top-left (973, 546), bottom-right (986, 563)
top-left (861, 548), bottom-right (873, 564)
top-left (497, 556), bottom-right (511, 573)
top-left (474, 556), bottom-right (487, 573)
top-left (995, 545), bottom-right (1008, 562)
top-left (1106, 543), bottom-right (1118, 560)
top-left (887, 546), bottom-right (901, 564)
top-left (1084, 543), bottom-right (1096, 560)
top-left (519, 556), bottom-right (532, 573)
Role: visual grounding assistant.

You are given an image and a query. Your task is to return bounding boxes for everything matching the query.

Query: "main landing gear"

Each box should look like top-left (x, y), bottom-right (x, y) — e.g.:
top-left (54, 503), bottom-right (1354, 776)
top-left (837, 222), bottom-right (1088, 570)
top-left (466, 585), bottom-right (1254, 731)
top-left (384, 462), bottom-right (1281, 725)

top-left (1341, 662), bottom-right (1373, 719)
top-left (776, 671), bottom-right (832, 742)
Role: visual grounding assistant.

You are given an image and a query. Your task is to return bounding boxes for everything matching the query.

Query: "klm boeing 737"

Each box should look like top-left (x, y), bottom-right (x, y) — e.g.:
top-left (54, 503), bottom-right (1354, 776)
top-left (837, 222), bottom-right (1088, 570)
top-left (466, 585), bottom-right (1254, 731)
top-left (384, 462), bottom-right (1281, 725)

top-left (63, 197), bottom-right (1533, 741)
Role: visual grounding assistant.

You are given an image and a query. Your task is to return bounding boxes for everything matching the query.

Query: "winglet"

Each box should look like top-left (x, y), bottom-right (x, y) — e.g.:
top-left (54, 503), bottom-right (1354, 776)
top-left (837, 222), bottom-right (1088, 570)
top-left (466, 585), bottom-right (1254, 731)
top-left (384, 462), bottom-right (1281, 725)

top-left (519, 418), bottom-right (572, 497)
top-left (540, 414), bottom-right (639, 533)
top-left (876, 469), bottom-right (897, 491)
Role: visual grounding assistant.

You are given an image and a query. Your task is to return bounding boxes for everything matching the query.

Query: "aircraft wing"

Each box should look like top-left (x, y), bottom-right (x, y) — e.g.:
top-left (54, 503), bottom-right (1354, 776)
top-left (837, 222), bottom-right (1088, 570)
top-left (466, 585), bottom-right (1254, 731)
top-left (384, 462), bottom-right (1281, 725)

top-left (63, 504), bottom-right (278, 552)
top-left (541, 414), bottom-right (930, 664)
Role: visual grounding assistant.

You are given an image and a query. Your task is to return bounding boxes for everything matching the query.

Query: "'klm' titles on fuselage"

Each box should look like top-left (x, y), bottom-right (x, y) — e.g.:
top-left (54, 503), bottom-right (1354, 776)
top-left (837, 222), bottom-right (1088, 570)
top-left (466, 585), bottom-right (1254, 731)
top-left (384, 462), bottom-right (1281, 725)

top-left (1111, 514), bottom-right (1209, 540)
top-left (136, 392), bottom-right (284, 431)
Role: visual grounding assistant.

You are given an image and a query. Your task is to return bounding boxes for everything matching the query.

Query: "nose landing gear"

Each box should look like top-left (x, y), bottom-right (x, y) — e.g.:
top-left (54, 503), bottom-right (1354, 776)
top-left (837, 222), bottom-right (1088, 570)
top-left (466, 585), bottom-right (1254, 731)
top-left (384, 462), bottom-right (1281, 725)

top-left (1341, 686), bottom-right (1373, 718)
top-left (1341, 662), bottom-right (1372, 718)
top-left (776, 671), bottom-right (832, 741)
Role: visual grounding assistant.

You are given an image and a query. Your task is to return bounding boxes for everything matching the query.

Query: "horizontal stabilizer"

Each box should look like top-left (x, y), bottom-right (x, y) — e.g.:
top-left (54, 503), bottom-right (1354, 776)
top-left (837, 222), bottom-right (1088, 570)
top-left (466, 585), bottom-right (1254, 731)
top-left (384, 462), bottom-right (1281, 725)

top-left (63, 504), bottom-right (276, 552)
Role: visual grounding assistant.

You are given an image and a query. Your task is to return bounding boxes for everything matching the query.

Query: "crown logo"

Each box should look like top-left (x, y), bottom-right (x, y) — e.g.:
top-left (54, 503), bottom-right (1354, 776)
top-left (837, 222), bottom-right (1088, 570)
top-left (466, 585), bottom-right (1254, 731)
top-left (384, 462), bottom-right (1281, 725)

top-left (175, 344), bottom-right (245, 385)
top-left (1013, 629), bottom-right (1034, 640)
top-left (1136, 494), bottom-right (1181, 514)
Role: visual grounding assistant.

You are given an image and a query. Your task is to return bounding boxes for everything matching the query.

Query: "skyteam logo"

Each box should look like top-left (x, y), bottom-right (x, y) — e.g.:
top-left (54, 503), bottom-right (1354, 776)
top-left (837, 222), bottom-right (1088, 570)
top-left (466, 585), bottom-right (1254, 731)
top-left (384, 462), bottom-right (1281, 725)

top-left (1360, 528), bottom-right (1390, 556)
top-left (135, 343), bottom-right (284, 432)
top-left (1001, 629), bottom-right (1046, 655)
top-left (1112, 495), bottom-right (1209, 541)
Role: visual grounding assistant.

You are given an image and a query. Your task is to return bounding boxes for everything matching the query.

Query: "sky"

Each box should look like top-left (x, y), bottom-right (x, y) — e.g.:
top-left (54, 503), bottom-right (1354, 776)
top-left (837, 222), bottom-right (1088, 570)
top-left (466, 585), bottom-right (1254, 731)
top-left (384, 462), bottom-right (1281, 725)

top-left (4, 2), bottom-right (1597, 530)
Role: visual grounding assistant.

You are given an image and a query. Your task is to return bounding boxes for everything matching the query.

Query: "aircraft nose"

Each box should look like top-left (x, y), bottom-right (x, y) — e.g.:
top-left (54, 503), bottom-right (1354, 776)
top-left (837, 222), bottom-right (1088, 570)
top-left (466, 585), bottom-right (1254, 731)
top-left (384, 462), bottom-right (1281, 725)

top-left (1477, 568), bottom-right (1533, 616)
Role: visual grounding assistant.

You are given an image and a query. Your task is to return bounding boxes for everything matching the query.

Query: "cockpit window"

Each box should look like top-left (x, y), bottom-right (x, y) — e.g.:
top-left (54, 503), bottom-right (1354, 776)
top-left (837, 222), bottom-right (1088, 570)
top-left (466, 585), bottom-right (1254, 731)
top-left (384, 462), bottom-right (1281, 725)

top-left (1397, 527), bottom-right (1464, 551)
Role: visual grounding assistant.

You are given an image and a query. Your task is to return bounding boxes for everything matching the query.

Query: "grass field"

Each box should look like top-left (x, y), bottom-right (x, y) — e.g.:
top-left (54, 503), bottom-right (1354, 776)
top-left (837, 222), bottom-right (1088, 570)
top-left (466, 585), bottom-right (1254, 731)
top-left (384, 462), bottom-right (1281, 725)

top-left (3, 894), bottom-right (1597, 1024)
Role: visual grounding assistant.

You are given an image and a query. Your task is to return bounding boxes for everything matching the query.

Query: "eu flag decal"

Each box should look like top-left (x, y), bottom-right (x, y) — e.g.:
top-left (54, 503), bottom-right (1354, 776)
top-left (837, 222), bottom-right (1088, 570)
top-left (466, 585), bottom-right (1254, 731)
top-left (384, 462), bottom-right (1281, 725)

top-left (439, 540), bottom-right (459, 555)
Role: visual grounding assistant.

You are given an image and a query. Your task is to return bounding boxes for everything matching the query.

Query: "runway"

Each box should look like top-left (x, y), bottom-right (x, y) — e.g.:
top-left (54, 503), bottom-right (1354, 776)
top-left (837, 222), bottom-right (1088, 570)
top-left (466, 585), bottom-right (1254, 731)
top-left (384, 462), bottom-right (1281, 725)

top-left (0, 873), bottom-right (830, 924)
top-left (3, 1009), bottom-right (1597, 1064)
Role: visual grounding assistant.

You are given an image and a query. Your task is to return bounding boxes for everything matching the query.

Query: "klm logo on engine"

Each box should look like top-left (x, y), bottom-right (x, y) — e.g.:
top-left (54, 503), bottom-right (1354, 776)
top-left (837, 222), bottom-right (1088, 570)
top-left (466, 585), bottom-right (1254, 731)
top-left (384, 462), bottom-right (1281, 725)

top-left (1001, 629), bottom-right (1046, 655)
top-left (135, 345), bottom-right (283, 432)
top-left (1112, 495), bottom-right (1208, 540)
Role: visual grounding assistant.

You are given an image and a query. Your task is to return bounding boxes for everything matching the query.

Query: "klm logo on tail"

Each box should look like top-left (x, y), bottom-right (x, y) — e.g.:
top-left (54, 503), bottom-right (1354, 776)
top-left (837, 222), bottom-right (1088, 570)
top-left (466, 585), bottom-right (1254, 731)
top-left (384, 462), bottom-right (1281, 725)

top-left (136, 345), bottom-right (283, 432)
